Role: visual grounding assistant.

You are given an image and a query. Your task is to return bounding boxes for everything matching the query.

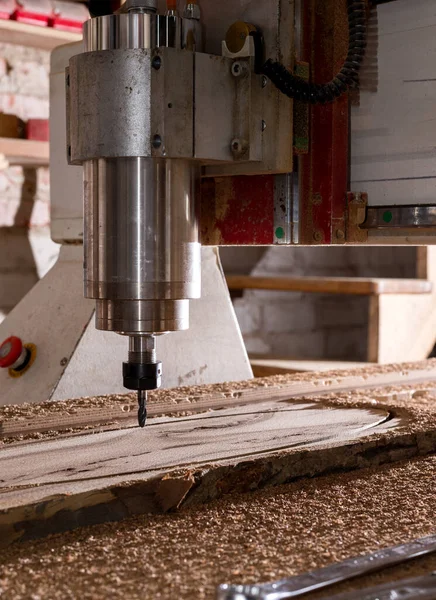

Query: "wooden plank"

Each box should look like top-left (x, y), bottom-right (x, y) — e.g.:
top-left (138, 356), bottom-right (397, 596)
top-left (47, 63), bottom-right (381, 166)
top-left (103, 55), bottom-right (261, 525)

top-left (0, 20), bottom-right (81, 51)
top-left (2, 359), bottom-right (436, 546)
top-left (0, 138), bottom-right (49, 167)
top-left (250, 359), bottom-right (370, 377)
top-left (368, 248), bottom-right (436, 362)
top-left (226, 275), bottom-right (432, 295)
top-left (4, 361), bottom-right (436, 440)
top-left (0, 399), bottom-right (417, 547)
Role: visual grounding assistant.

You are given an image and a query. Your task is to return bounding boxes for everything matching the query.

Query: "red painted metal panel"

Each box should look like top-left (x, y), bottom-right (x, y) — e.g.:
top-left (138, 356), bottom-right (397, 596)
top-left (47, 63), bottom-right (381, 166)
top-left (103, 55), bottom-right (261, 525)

top-left (200, 175), bottom-right (275, 246)
top-left (300, 0), bottom-right (350, 245)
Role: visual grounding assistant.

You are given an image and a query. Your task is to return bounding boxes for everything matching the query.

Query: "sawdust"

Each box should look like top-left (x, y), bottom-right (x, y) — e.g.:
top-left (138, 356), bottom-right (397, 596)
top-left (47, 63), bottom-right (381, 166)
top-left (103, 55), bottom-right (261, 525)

top-left (0, 455), bottom-right (434, 600)
top-left (2, 358), bottom-right (436, 423)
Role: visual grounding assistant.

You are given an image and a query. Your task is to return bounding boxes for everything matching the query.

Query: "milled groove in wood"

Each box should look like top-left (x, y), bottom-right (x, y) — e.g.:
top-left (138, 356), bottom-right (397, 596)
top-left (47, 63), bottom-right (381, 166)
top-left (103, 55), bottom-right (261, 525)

top-left (226, 275), bottom-right (433, 296)
top-left (3, 366), bottom-right (436, 439)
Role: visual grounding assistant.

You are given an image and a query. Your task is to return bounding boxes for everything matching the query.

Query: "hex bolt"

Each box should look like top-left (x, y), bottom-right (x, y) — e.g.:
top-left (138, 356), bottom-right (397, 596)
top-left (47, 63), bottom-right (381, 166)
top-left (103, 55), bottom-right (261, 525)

top-left (152, 56), bottom-right (162, 70)
top-left (152, 135), bottom-right (162, 149)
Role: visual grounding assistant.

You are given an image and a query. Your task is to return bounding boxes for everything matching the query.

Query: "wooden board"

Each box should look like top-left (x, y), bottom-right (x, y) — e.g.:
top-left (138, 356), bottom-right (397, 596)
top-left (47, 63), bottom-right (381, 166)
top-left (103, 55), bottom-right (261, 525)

top-left (2, 361), bottom-right (436, 546)
top-left (3, 361), bottom-right (436, 440)
top-left (0, 19), bottom-right (81, 51)
top-left (0, 399), bottom-right (406, 546)
top-left (226, 275), bottom-right (432, 296)
top-left (0, 137), bottom-right (49, 167)
top-left (250, 359), bottom-right (370, 377)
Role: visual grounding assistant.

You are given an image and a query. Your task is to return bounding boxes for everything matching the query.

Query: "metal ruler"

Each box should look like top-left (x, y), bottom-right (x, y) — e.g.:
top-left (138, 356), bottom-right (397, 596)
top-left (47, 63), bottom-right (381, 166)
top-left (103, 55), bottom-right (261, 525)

top-left (328, 572), bottom-right (436, 600)
top-left (216, 535), bottom-right (436, 600)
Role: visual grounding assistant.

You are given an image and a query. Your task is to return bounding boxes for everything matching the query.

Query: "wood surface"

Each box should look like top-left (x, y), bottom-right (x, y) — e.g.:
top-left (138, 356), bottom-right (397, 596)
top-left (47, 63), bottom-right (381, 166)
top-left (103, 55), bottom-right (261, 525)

top-left (250, 359), bottom-right (369, 377)
top-left (2, 362), bottom-right (436, 546)
top-left (3, 362), bottom-right (436, 440)
top-left (368, 248), bottom-right (436, 363)
top-left (0, 19), bottom-right (81, 51)
top-left (0, 399), bottom-right (406, 547)
top-left (226, 275), bottom-right (432, 296)
top-left (0, 137), bottom-right (49, 167)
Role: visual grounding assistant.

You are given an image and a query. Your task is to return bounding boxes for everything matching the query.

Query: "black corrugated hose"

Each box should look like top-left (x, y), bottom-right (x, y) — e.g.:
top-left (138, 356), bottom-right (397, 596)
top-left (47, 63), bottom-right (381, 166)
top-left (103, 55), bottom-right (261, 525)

top-left (262, 0), bottom-right (367, 104)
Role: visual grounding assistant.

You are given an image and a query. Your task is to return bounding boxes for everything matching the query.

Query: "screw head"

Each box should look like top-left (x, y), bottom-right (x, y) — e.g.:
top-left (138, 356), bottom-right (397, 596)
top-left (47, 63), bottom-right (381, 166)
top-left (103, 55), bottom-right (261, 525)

top-left (231, 61), bottom-right (248, 78)
top-left (313, 231), bottom-right (323, 242)
top-left (336, 229), bottom-right (345, 240)
top-left (262, 75), bottom-right (268, 88)
top-left (230, 138), bottom-right (247, 156)
top-left (152, 134), bottom-right (162, 149)
top-left (152, 56), bottom-right (162, 70)
top-left (262, 120), bottom-right (267, 132)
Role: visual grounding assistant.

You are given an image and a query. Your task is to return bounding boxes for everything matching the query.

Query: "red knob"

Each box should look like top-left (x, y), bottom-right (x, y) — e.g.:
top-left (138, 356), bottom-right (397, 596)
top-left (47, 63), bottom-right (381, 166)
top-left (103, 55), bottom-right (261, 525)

top-left (0, 336), bottom-right (23, 369)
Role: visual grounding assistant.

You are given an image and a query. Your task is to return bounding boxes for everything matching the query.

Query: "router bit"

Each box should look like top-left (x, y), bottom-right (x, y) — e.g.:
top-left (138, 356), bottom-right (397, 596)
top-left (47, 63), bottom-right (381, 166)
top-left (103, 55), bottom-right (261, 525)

top-left (138, 390), bottom-right (147, 428)
top-left (123, 335), bottom-right (162, 428)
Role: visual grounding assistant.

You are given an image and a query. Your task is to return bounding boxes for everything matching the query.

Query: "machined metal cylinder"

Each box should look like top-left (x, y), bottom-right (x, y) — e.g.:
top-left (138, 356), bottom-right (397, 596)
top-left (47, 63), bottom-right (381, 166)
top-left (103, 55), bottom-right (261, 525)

top-left (80, 11), bottom-right (200, 335)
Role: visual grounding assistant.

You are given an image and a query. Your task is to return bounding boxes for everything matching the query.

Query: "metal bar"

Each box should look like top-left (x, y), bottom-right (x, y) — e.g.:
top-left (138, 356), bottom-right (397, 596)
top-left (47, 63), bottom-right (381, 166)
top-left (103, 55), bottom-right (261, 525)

top-left (217, 535), bottom-right (436, 600)
top-left (363, 206), bottom-right (436, 230)
top-left (327, 573), bottom-right (436, 600)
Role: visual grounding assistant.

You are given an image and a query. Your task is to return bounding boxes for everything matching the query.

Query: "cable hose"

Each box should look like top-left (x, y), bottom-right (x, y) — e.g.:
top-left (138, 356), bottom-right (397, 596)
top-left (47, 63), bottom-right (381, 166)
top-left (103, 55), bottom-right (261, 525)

top-left (262, 0), bottom-right (367, 104)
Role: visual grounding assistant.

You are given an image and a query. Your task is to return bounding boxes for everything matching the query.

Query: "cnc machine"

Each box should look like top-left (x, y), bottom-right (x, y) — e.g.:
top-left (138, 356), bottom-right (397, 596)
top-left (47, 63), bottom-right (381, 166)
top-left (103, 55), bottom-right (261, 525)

top-left (1, 0), bottom-right (434, 422)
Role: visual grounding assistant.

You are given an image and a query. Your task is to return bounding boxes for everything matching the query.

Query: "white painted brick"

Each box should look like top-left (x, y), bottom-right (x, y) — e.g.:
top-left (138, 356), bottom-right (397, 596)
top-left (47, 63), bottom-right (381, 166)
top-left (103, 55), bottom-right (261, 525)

top-left (263, 300), bottom-right (316, 333)
top-left (233, 300), bottom-right (262, 335)
top-left (243, 335), bottom-right (271, 356)
top-left (315, 296), bottom-right (368, 328)
top-left (325, 327), bottom-right (368, 361)
top-left (264, 331), bottom-right (326, 359)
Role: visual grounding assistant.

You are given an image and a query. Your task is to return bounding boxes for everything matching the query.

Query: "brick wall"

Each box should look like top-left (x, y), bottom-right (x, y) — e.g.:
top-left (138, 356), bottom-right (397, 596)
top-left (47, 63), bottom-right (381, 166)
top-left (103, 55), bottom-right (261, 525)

top-left (0, 43), bottom-right (59, 322)
top-left (222, 246), bottom-right (418, 362)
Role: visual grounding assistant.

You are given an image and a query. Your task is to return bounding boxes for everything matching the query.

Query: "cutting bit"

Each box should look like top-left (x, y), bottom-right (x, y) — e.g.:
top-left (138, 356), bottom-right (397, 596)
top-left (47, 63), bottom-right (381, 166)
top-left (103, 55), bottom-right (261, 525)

top-left (137, 390), bottom-right (147, 427)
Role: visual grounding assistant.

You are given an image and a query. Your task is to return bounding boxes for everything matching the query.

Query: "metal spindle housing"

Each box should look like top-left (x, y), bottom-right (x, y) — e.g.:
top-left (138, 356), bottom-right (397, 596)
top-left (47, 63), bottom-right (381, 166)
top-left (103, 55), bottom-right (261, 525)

top-left (81, 11), bottom-right (201, 336)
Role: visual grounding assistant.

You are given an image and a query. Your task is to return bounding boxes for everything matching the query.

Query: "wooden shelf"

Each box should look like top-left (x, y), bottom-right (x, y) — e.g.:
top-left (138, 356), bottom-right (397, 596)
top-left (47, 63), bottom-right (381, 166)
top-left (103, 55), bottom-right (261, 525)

top-left (0, 137), bottom-right (49, 167)
top-left (0, 19), bottom-right (81, 51)
top-left (226, 275), bottom-right (433, 296)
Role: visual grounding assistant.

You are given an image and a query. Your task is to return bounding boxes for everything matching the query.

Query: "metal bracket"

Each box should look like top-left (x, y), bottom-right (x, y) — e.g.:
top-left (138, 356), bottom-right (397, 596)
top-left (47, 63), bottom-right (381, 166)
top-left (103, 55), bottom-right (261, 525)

top-left (346, 192), bottom-right (368, 243)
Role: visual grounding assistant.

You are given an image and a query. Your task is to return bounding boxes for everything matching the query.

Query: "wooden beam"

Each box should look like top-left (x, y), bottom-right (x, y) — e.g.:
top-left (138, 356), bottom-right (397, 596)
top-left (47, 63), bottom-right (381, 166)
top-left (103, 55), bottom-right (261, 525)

top-left (226, 275), bottom-right (432, 296)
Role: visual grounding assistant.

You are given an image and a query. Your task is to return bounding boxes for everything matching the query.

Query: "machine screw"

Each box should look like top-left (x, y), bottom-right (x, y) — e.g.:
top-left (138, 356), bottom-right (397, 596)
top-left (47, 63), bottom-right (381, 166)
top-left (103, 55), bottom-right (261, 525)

top-left (230, 138), bottom-right (247, 156)
top-left (313, 231), bottom-right (323, 242)
top-left (262, 75), bottom-right (268, 88)
top-left (231, 61), bottom-right (248, 78)
top-left (152, 56), bottom-right (162, 70)
top-left (152, 134), bottom-right (162, 149)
